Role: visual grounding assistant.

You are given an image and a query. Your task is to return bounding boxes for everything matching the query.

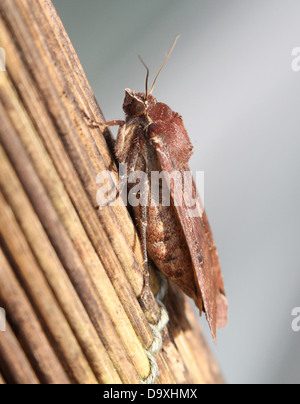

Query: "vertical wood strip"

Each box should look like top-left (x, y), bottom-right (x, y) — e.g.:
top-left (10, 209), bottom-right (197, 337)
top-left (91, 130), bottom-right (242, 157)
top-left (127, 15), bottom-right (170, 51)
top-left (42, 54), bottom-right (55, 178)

top-left (0, 323), bottom-right (39, 384)
top-left (0, 248), bottom-right (70, 384)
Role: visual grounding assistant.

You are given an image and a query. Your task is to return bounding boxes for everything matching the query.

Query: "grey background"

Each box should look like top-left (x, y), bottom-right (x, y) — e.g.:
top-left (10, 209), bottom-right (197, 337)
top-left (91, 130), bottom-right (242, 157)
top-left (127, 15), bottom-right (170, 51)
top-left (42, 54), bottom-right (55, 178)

top-left (53, 0), bottom-right (300, 384)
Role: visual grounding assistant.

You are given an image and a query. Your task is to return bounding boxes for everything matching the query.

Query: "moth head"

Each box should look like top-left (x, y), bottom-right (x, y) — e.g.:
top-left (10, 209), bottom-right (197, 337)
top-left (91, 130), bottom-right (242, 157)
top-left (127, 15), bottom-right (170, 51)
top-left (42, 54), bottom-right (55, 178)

top-left (123, 88), bottom-right (154, 117)
top-left (124, 37), bottom-right (179, 119)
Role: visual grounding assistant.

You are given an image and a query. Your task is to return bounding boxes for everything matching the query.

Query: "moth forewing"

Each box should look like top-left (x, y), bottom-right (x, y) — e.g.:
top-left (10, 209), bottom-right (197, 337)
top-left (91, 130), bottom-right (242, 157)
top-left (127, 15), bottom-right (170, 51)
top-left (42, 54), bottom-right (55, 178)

top-left (147, 99), bottom-right (227, 341)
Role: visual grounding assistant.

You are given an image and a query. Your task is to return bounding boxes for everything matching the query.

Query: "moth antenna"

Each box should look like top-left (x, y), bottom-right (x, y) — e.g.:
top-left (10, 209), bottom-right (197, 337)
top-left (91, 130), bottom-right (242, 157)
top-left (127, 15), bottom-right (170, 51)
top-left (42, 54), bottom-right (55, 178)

top-left (149, 34), bottom-right (180, 95)
top-left (138, 55), bottom-right (150, 97)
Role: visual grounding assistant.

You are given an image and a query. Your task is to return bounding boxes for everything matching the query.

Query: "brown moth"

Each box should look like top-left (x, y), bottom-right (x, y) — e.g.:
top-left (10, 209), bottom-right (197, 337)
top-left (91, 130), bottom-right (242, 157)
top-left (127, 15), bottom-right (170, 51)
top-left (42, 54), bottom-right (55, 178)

top-left (90, 38), bottom-right (227, 341)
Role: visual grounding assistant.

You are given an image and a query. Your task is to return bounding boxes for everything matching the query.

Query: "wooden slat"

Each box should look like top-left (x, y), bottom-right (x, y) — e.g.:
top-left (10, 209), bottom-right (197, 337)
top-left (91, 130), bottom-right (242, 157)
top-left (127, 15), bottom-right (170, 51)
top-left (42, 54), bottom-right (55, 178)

top-left (0, 248), bottom-right (70, 384)
top-left (0, 136), bottom-right (132, 383)
top-left (0, 322), bottom-right (39, 384)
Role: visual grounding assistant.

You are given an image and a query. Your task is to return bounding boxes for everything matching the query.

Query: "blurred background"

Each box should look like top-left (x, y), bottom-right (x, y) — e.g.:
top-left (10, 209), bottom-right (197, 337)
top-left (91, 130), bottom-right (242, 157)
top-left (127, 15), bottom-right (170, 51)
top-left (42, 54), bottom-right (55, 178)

top-left (52, 0), bottom-right (300, 384)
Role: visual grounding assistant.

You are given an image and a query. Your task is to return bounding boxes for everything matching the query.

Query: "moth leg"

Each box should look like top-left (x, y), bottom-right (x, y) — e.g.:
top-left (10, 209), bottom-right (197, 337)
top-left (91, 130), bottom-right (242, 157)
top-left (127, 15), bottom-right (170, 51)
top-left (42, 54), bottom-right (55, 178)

top-left (82, 110), bottom-right (124, 130)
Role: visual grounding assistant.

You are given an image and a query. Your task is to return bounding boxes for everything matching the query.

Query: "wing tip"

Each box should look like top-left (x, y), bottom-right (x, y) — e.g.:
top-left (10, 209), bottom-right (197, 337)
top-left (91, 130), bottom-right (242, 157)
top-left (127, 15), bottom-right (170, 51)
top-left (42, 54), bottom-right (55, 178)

top-left (196, 292), bottom-right (228, 343)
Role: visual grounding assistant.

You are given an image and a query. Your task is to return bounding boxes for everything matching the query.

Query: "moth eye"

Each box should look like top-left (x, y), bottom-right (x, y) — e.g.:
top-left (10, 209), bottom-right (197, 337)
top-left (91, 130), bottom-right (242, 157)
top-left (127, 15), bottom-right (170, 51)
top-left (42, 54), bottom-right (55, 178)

top-left (135, 103), bottom-right (145, 114)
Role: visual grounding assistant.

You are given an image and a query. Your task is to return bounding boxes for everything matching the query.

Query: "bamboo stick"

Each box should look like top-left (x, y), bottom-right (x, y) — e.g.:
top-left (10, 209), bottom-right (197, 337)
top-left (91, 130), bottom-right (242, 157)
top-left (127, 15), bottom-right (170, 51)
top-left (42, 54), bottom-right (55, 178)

top-left (0, 322), bottom-right (39, 384)
top-left (0, 169), bottom-right (110, 384)
top-left (0, 0), bottom-right (225, 384)
top-left (0, 134), bottom-right (138, 383)
top-left (0, 249), bottom-right (70, 384)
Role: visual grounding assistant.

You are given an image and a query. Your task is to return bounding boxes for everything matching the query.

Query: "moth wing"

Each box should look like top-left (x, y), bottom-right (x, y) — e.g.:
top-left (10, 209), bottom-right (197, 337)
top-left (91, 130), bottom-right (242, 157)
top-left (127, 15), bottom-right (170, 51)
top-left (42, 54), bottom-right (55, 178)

top-left (186, 177), bottom-right (228, 330)
top-left (149, 118), bottom-right (227, 340)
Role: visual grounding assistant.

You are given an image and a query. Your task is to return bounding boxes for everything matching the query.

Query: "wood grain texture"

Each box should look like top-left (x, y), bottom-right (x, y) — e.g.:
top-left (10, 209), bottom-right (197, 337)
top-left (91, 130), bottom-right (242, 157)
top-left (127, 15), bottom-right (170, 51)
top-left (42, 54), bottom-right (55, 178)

top-left (0, 249), bottom-right (70, 384)
top-left (0, 0), bottom-right (225, 384)
top-left (0, 323), bottom-right (39, 384)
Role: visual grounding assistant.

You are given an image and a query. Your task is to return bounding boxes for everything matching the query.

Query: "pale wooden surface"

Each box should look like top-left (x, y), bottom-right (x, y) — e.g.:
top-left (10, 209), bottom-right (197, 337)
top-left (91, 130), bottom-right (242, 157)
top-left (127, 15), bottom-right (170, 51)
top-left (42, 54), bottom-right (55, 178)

top-left (0, 0), bottom-right (224, 384)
